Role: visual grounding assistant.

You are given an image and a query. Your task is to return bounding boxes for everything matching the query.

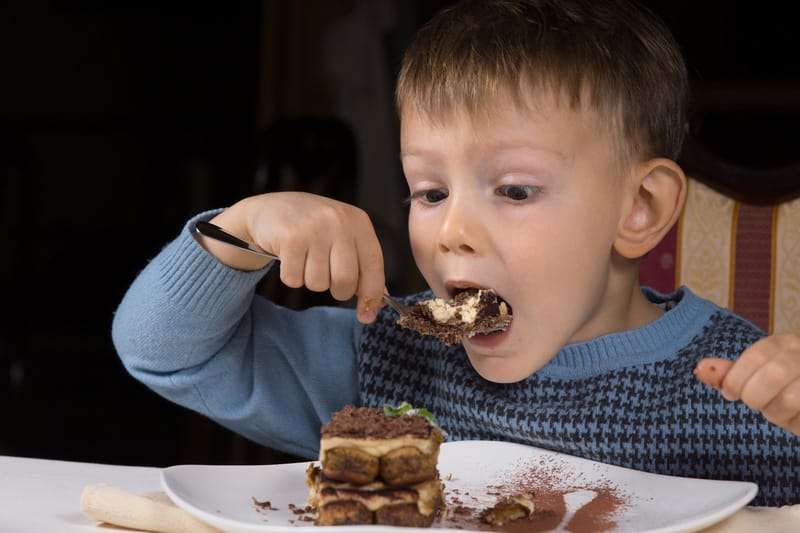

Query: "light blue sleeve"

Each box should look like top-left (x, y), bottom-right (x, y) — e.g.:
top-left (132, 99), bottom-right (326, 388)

top-left (111, 211), bottom-right (363, 459)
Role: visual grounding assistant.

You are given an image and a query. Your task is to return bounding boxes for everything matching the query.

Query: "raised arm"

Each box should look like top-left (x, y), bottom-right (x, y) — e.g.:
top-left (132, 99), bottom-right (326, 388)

top-left (112, 192), bottom-right (390, 457)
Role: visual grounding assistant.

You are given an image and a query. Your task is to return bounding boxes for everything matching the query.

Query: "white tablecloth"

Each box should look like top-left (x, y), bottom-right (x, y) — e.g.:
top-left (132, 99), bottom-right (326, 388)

top-left (2, 454), bottom-right (799, 532)
top-left (0, 454), bottom-right (161, 532)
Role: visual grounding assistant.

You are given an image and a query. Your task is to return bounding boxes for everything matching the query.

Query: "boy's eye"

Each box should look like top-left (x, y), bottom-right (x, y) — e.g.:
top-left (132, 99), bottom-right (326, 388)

top-left (496, 184), bottom-right (539, 201)
top-left (408, 189), bottom-right (449, 204)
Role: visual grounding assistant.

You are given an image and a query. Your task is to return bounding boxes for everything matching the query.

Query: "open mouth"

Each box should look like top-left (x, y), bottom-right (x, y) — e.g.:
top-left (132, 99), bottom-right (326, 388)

top-left (449, 287), bottom-right (513, 318)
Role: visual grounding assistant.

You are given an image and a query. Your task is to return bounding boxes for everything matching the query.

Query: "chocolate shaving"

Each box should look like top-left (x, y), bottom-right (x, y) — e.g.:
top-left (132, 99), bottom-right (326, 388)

top-left (321, 404), bottom-right (434, 439)
top-left (252, 497), bottom-right (278, 510)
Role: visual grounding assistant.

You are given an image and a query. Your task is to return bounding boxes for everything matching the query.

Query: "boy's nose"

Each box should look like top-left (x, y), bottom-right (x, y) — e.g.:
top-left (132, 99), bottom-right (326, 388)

top-left (437, 202), bottom-right (480, 254)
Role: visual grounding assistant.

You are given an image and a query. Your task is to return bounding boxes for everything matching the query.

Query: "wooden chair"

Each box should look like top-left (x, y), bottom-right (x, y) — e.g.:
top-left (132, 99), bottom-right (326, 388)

top-left (640, 81), bottom-right (800, 334)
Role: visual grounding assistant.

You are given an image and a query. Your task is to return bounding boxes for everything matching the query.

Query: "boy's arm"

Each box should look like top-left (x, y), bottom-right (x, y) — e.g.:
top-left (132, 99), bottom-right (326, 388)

top-left (695, 333), bottom-right (800, 436)
top-left (112, 211), bottom-right (362, 458)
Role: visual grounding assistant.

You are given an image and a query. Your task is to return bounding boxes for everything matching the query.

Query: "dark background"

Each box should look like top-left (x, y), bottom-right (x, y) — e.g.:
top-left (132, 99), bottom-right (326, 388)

top-left (1, 1), bottom-right (798, 467)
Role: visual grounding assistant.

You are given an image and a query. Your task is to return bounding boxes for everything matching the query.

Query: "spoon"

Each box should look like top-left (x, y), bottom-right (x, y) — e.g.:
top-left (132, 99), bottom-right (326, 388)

top-left (195, 220), bottom-right (278, 259)
top-left (194, 220), bottom-right (413, 317)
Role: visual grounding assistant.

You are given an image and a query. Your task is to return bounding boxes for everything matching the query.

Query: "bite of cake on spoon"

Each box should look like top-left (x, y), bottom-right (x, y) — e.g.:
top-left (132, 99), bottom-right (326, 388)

top-left (396, 288), bottom-right (512, 345)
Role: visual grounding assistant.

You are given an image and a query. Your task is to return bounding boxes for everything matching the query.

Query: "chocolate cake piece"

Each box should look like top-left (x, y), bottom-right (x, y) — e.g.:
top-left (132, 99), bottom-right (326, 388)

top-left (479, 493), bottom-right (536, 526)
top-left (397, 288), bottom-right (512, 345)
top-left (309, 404), bottom-right (445, 527)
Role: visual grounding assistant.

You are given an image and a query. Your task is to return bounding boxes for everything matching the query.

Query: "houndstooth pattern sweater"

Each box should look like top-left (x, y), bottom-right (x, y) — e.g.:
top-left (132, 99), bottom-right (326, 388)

top-left (358, 290), bottom-right (800, 507)
top-left (112, 217), bottom-right (799, 507)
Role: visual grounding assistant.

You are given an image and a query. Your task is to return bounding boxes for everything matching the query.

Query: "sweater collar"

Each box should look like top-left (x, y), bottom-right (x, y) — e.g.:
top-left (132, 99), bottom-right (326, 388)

top-left (535, 287), bottom-right (716, 379)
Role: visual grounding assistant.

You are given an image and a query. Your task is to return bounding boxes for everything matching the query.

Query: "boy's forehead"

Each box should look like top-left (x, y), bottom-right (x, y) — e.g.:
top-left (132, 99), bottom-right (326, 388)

top-left (400, 87), bottom-right (604, 140)
top-left (399, 89), bottom-right (630, 171)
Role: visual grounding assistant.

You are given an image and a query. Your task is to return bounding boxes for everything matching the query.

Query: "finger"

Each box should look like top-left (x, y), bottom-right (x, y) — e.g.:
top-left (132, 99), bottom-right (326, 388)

top-left (694, 358), bottom-right (733, 390)
top-left (328, 240), bottom-right (359, 301)
top-left (785, 414), bottom-right (800, 437)
top-left (739, 360), bottom-right (794, 411)
top-left (303, 242), bottom-right (333, 293)
top-left (276, 241), bottom-right (309, 289)
top-left (354, 225), bottom-right (385, 324)
top-left (759, 378), bottom-right (800, 427)
top-left (718, 339), bottom-right (773, 401)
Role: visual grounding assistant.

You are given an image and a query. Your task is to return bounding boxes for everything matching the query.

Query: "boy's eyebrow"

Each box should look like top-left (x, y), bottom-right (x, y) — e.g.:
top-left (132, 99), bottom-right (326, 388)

top-left (481, 141), bottom-right (568, 160)
top-left (399, 143), bottom-right (568, 161)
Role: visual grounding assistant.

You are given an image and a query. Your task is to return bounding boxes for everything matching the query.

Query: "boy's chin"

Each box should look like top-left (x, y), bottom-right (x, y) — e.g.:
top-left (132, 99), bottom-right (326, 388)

top-left (464, 349), bottom-right (548, 384)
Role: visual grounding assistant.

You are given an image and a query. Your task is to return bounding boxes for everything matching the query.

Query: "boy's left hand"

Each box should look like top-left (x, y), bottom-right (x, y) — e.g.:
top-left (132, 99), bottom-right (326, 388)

top-left (695, 333), bottom-right (800, 436)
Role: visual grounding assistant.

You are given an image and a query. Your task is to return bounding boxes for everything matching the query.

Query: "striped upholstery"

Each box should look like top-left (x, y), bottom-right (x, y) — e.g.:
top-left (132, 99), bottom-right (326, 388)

top-left (640, 179), bottom-right (800, 334)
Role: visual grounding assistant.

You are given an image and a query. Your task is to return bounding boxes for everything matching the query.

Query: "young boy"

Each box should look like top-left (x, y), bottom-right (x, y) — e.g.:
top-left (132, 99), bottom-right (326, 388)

top-left (112, 0), bottom-right (800, 506)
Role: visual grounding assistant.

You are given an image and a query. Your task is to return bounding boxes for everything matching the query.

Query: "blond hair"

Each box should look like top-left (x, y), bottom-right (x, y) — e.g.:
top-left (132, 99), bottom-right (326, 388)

top-left (396, 0), bottom-right (688, 163)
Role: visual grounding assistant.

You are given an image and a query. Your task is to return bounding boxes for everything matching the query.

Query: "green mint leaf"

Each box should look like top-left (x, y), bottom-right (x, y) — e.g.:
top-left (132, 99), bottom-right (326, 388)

top-left (415, 407), bottom-right (440, 427)
top-left (383, 401), bottom-right (412, 416)
top-left (383, 402), bottom-right (441, 429)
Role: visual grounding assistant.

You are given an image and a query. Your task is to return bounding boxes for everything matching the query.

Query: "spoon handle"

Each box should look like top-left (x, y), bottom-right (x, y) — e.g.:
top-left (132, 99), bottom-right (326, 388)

top-left (194, 220), bottom-right (279, 260)
top-left (196, 221), bottom-right (412, 317)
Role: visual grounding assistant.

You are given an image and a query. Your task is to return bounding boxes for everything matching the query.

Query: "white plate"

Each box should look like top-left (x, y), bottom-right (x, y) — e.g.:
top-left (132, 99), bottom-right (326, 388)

top-left (161, 440), bottom-right (757, 533)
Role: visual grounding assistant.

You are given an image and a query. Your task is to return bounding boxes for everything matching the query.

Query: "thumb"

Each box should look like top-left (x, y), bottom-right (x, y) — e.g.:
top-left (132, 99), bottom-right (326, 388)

top-left (694, 357), bottom-right (734, 391)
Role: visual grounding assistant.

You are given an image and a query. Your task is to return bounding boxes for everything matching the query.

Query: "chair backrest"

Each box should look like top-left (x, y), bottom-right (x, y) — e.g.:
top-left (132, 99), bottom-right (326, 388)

top-left (639, 81), bottom-right (800, 334)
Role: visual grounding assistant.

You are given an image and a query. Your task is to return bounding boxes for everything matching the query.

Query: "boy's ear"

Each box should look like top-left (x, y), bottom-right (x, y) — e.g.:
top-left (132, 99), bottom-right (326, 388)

top-left (614, 158), bottom-right (687, 259)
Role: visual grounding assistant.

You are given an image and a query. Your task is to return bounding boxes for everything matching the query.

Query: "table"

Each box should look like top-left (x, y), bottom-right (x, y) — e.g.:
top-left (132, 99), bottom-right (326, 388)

top-left (0, 454), bottom-right (161, 532)
top-left (3, 454), bottom-right (799, 532)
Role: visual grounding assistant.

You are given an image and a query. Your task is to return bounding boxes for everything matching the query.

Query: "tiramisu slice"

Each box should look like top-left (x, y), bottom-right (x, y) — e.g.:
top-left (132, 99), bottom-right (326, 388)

top-left (308, 404), bottom-right (445, 526)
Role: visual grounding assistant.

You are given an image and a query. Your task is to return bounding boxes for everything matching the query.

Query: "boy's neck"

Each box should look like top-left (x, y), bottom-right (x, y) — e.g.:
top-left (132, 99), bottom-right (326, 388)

top-left (573, 257), bottom-right (663, 343)
top-left (611, 256), bottom-right (664, 333)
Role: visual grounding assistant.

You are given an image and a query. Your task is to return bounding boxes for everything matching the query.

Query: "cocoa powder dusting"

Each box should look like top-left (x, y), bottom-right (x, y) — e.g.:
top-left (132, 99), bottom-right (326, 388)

top-left (436, 454), bottom-right (630, 532)
top-left (320, 405), bottom-right (433, 439)
top-left (566, 489), bottom-right (626, 532)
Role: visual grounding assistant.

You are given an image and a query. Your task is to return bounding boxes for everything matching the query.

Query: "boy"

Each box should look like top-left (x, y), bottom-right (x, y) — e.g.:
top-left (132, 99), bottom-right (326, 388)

top-left (112, 0), bottom-right (800, 505)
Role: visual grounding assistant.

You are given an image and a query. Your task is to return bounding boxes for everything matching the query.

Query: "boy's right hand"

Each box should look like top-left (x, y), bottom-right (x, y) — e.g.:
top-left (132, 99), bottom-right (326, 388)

top-left (694, 333), bottom-right (800, 436)
top-left (198, 192), bottom-right (386, 324)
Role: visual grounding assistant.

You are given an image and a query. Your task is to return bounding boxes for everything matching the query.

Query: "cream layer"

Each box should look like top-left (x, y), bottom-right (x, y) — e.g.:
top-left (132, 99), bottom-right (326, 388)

top-left (315, 478), bottom-right (443, 516)
top-left (319, 435), bottom-right (439, 459)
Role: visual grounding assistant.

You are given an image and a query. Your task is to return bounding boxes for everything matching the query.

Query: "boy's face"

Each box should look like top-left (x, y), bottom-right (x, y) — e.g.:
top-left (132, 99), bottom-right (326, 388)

top-left (400, 94), bottom-right (637, 383)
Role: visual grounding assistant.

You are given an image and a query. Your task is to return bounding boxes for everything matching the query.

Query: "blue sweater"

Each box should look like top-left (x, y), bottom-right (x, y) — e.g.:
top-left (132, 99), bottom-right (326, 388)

top-left (112, 212), bottom-right (799, 506)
